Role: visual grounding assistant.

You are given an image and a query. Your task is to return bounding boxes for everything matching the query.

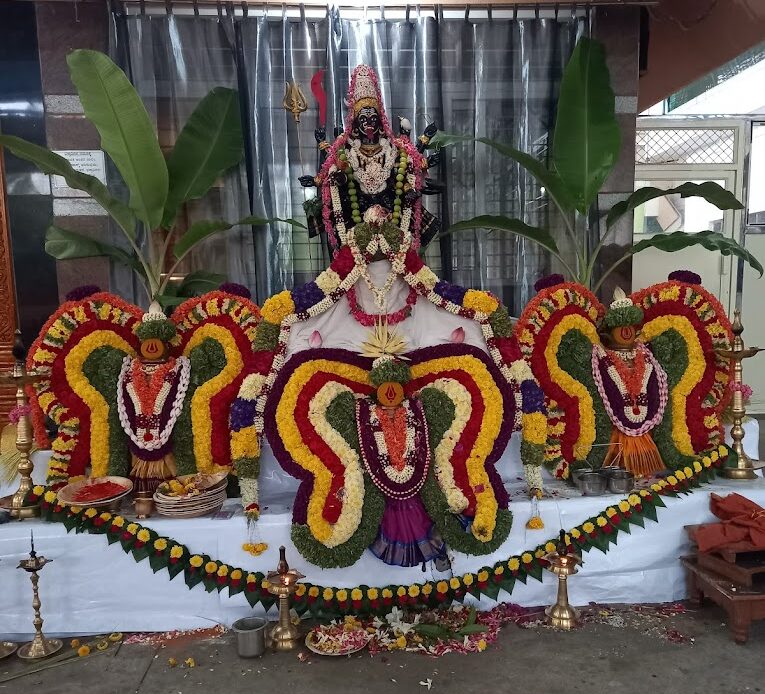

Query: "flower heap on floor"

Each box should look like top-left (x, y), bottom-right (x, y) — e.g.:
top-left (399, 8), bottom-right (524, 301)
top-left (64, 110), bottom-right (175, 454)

top-left (27, 285), bottom-right (261, 491)
top-left (513, 270), bottom-right (734, 481)
top-left (229, 64), bottom-right (546, 568)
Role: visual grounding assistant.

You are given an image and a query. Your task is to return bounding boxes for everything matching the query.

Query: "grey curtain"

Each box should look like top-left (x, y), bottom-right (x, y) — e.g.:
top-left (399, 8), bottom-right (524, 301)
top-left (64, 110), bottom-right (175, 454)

top-left (111, 7), bottom-right (586, 313)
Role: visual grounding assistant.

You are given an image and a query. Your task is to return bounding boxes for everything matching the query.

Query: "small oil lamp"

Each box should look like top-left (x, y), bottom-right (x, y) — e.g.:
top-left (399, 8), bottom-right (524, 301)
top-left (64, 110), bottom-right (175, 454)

top-left (543, 529), bottom-right (582, 630)
top-left (16, 531), bottom-right (62, 659)
top-left (266, 546), bottom-right (305, 651)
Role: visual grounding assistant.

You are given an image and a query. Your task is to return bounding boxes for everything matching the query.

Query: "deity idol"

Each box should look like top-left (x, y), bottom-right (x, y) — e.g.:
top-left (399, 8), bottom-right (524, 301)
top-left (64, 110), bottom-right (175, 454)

top-left (230, 65), bottom-right (548, 569)
top-left (514, 271), bottom-right (734, 481)
top-left (28, 285), bottom-right (262, 490)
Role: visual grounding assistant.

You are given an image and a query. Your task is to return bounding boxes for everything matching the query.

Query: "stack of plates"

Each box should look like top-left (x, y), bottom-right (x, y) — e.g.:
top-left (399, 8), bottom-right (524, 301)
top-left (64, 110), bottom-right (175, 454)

top-left (153, 472), bottom-right (228, 518)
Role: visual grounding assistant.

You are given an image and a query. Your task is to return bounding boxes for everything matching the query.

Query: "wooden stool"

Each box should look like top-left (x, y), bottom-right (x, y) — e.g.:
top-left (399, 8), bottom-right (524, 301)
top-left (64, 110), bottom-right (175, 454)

top-left (682, 556), bottom-right (765, 644)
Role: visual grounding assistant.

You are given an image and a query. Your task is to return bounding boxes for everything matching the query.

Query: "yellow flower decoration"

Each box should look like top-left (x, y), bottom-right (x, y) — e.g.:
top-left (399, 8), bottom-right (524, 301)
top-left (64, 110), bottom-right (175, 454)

top-left (190, 555), bottom-right (203, 568)
top-left (628, 494), bottom-right (641, 507)
top-left (126, 523), bottom-right (139, 535)
top-left (463, 289), bottom-right (499, 315)
top-left (478, 570), bottom-right (489, 583)
top-left (675, 470), bottom-right (686, 481)
top-left (153, 538), bottom-right (168, 552)
top-left (618, 501), bottom-right (631, 514)
top-left (422, 583), bottom-right (433, 595)
top-left (395, 635), bottom-right (407, 650)
top-left (449, 577), bottom-right (461, 590)
top-left (77, 645), bottom-right (91, 657)
top-left (534, 549), bottom-right (545, 559)
top-left (521, 552), bottom-right (533, 564)
top-left (605, 507), bottom-right (617, 518)
top-left (205, 561), bottom-right (218, 574)
top-left (32, 485), bottom-right (45, 496)
top-left (351, 588), bottom-right (363, 601)
top-left (43, 490), bottom-right (57, 503)
top-left (693, 461), bottom-right (702, 473)
top-left (596, 516), bottom-right (608, 528)
top-left (494, 565), bottom-right (505, 576)
top-left (396, 586), bottom-right (406, 598)
top-left (136, 529), bottom-right (150, 543)
top-left (477, 639), bottom-right (488, 652)
top-left (508, 558), bottom-right (520, 571)
top-left (462, 574), bottom-right (474, 586)
top-left (639, 489), bottom-right (651, 498)
top-left (702, 456), bottom-right (712, 468)
top-left (261, 290), bottom-right (295, 324)
top-left (112, 516), bottom-right (125, 528)
top-left (436, 581), bottom-right (449, 593)
top-left (84, 508), bottom-right (98, 519)
top-left (683, 466), bottom-right (694, 478)
top-left (217, 565), bottom-right (229, 577)
top-left (544, 542), bottom-right (556, 554)
top-left (408, 585), bottom-right (421, 598)
top-left (336, 589), bottom-right (348, 602)
top-left (231, 569), bottom-right (243, 581)
top-left (667, 476), bottom-right (678, 486)
top-left (367, 588), bottom-right (379, 600)
top-left (582, 522), bottom-right (595, 534)
top-left (571, 527), bottom-right (582, 539)
top-left (308, 586), bottom-right (319, 598)
top-left (322, 587), bottom-right (334, 601)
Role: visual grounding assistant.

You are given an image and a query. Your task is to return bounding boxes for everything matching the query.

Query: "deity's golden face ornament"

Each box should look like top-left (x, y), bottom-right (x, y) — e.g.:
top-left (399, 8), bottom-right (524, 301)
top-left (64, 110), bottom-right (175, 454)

top-left (377, 381), bottom-right (404, 408)
top-left (610, 324), bottom-right (638, 348)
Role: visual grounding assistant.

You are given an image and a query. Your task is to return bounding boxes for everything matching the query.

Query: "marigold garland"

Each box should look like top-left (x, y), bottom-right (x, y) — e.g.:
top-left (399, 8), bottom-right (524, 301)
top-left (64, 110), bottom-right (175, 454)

top-left (27, 443), bottom-right (728, 617)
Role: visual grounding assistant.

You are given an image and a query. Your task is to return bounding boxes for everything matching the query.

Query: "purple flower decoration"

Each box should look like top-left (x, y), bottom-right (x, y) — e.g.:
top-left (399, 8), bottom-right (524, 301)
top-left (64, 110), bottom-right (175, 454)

top-left (520, 380), bottom-right (546, 414)
top-left (65, 285), bottom-right (101, 302)
top-left (219, 282), bottom-right (252, 299)
top-left (668, 270), bottom-right (701, 286)
top-left (533, 274), bottom-right (565, 293)
top-left (292, 281), bottom-right (325, 313)
top-left (434, 280), bottom-right (467, 305)
top-left (229, 398), bottom-right (258, 431)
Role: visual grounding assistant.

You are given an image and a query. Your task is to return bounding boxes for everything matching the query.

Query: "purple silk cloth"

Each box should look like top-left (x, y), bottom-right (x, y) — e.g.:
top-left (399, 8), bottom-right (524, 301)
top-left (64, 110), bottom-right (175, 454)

top-left (369, 496), bottom-right (445, 567)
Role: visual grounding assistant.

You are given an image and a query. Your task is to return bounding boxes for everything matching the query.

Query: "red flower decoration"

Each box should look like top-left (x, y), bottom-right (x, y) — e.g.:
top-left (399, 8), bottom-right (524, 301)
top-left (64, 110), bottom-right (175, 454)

top-left (331, 246), bottom-right (355, 277)
top-left (404, 248), bottom-right (424, 274)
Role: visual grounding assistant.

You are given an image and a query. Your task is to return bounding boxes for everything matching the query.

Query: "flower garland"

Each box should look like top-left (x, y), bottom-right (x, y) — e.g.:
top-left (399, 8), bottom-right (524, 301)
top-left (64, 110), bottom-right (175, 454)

top-left (591, 342), bottom-right (668, 436)
top-left (346, 284), bottom-right (417, 327)
top-left (116, 356), bottom-right (191, 452)
top-left (356, 397), bottom-right (430, 499)
top-left (27, 444), bottom-right (729, 617)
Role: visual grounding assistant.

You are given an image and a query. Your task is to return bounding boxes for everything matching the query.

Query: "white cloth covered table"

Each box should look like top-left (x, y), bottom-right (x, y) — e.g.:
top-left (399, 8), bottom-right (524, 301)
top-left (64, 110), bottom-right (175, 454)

top-left (0, 421), bottom-right (760, 639)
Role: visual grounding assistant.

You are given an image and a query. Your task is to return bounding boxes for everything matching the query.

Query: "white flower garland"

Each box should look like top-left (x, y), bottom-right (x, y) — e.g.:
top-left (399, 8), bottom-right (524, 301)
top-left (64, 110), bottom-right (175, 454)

top-left (116, 356), bottom-right (191, 452)
top-left (347, 137), bottom-right (398, 194)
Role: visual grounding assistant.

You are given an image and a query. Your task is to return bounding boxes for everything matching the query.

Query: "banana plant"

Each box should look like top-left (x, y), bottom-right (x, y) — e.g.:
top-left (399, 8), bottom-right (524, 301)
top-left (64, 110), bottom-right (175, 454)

top-left (431, 38), bottom-right (762, 292)
top-left (0, 50), bottom-right (301, 307)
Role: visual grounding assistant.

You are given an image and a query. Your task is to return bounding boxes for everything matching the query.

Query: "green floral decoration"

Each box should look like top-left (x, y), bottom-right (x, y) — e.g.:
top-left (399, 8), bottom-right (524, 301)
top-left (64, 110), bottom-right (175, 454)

top-left (173, 338), bottom-right (226, 475)
top-left (136, 319), bottom-right (177, 343)
top-left (648, 329), bottom-right (696, 470)
top-left (83, 346), bottom-right (131, 476)
top-left (253, 321), bottom-right (280, 352)
top-left (602, 304), bottom-right (643, 330)
top-left (369, 359), bottom-right (411, 388)
top-left (557, 330), bottom-right (612, 469)
top-left (488, 305), bottom-right (514, 338)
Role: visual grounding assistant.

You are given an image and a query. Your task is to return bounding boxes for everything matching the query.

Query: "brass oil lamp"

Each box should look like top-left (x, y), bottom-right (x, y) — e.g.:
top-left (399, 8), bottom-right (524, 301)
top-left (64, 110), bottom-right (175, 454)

top-left (543, 530), bottom-right (582, 630)
top-left (715, 310), bottom-right (764, 479)
top-left (266, 546), bottom-right (304, 651)
top-left (0, 331), bottom-right (47, 519)
top-left (16, 531), bottom-right (62, 659)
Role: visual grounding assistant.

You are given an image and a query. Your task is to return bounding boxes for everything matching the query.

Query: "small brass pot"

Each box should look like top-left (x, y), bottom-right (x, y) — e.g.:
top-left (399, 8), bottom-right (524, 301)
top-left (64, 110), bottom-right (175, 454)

top-left (133, 493), bottom-right (154, 519)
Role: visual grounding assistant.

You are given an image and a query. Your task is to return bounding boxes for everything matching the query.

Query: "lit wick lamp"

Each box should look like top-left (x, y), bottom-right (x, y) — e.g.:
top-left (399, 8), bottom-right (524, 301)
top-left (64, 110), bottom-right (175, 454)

top-left (0, 331), bottom-right (47, 519)
top-left (715, 310), bottom-right (764, 479)
top-left (543, 530), bottom-right (582, 630)
top-left (266, 546), bottom-right (304, 651)
top-left (16, 531), bottom-right (62, 659)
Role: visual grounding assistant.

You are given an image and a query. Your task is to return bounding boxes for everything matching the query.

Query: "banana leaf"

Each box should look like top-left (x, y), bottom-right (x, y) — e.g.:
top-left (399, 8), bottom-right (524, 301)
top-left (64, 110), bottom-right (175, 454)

top-left (161, 87), bottom-right (244, 228)
top-left (45, 225), bottom-right (145, 277)
top-left (173, 216), bottom-right (305, 260)
top-left (552, 38), bottom-right (621, 215)
top-left (606, 182), bottom-right (744, 228)
top-left (443, 215), bottom-right (560, 255)
top-left (630, 230), bottom-right (763, 276)
top-left (0, 135), bottom-right (136, 236)
top-left (429, 132), bottom-right (574, 213)
top-left (177, 270), bottom-right (226, 296)
top-left (67, 49), bottom-right (168, 230)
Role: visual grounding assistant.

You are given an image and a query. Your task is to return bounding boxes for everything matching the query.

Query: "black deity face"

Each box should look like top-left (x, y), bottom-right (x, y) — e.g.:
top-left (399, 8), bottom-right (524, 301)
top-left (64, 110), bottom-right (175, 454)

top-left (353, 106), bottom-right (382, 144)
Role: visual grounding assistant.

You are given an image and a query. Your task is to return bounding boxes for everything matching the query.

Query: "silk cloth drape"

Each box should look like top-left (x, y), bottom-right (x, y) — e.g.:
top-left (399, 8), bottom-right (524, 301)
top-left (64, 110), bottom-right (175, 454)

top-left (110, 7), bottom-right (586, 312)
